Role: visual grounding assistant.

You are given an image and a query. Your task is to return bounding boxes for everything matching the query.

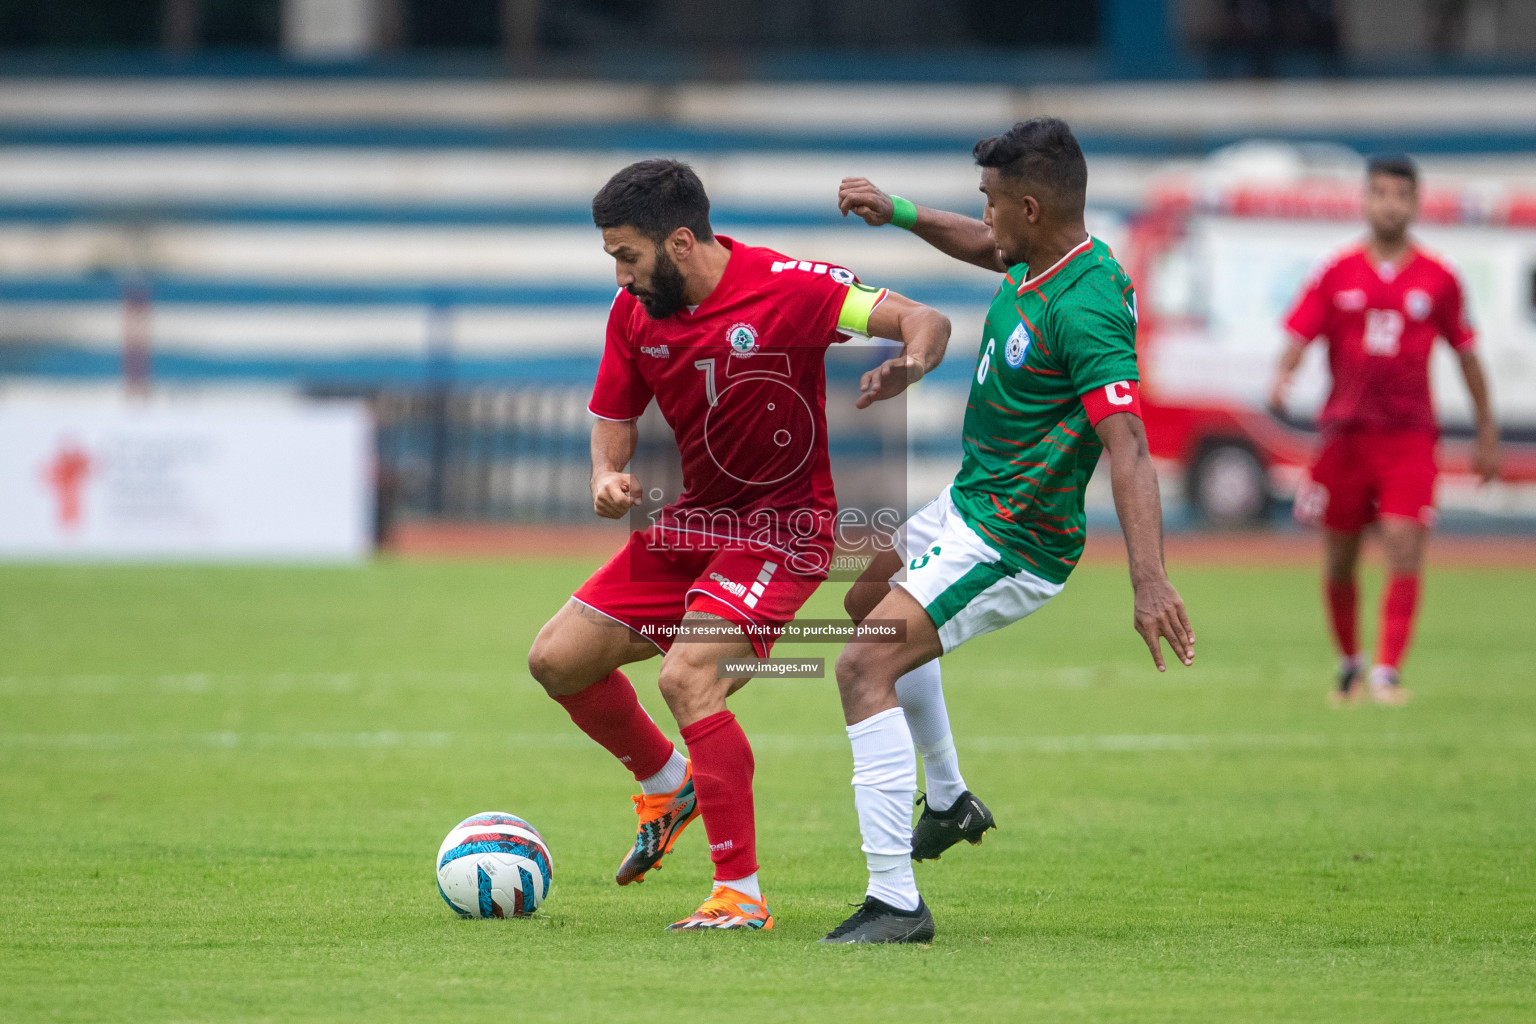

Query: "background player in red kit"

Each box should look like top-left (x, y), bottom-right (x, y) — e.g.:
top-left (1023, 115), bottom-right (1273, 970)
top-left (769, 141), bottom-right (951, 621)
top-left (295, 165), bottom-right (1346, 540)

top-left (526, 159), bottom-right (950, 930)
top-left (1270, 154), bottom-right (1499, 705)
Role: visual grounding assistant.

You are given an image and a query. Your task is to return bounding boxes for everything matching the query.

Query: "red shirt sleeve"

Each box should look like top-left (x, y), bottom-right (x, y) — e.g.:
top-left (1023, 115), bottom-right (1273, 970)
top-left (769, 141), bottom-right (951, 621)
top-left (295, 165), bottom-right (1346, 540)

top-left (1437, 268), bottom-right (1476, 352)
top-left (771, 259), bottom-right (857, 343)
top-left (1283, 260), bottom-right (1332, 345)
top-left (588, 292), bottom-right (654, 420)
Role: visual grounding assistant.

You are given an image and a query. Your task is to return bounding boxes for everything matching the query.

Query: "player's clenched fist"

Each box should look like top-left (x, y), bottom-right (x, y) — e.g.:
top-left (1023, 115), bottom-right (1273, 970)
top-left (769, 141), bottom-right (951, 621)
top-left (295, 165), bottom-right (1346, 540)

top-left (838, 177), bottom-right (894, 226)
top-left (1132, 577), bottom-right (1196, 672)
top-left (591, 470), bottom-right (641, 519)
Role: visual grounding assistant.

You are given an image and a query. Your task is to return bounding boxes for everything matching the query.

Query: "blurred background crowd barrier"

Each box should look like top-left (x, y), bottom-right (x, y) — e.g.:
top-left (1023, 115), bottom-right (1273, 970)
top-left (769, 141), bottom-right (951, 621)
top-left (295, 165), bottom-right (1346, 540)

top-left (1, 0), bottom-right (1534, 559)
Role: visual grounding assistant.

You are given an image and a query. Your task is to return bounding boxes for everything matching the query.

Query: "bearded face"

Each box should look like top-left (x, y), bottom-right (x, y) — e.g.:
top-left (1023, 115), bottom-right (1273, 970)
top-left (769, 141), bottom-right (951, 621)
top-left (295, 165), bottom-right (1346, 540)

top-left (630, 244), bottom-right (690, 320)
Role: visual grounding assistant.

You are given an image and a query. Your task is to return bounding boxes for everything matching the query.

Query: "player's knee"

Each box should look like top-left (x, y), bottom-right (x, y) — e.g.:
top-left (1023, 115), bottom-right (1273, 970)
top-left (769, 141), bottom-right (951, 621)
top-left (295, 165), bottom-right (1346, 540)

top-left (1325, 550), bottom-right (1358, 583)
top-left (834, 645), bottom-right (877, 696)
top-left (835, 646), bottom-right (898, 721)
top-left (526, 641), bottom-right (556, 692)
top-left (527, 630), bottom-right (575, 695)
top-left (655, 655), bottom-right (692, 701)
top-left (1380, 526), bottom-right (1426, 574)
top-left (656, 655), bottom-right (709, 709)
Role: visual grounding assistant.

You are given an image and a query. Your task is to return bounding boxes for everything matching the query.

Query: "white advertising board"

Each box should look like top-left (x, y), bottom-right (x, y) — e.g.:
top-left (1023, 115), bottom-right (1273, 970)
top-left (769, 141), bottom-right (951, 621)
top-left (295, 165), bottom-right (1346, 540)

top-left (0, 398), bottom-right (372, 560)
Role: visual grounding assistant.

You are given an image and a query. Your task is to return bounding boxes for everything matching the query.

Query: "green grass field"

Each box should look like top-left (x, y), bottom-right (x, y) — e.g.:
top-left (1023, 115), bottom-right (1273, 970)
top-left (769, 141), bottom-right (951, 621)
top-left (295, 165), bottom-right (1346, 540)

top-left (2, 556), bottom-right (1534, 1022)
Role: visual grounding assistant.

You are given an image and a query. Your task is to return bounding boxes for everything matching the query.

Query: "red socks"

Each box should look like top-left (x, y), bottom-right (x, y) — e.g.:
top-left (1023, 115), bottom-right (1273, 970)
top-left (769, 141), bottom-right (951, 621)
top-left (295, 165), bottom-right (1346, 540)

top-left (554, 678), bottom-right (760, 881)
top-left (1327, 575), bottom-right (1421, 669)
top-left (552, 670), bottom-right (675, 782)
top-left (1377, 573), bottom-right (1421, 671)
top-left (1325, 579), bottom-right (1359, 658)
top-left (680, 710), bottom-right (758, 881)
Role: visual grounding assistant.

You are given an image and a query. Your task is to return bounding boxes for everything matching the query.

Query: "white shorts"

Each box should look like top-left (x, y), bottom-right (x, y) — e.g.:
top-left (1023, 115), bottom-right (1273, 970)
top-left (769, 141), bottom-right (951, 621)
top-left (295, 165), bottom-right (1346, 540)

top-left (893, 487), bottom-right (1064, 654)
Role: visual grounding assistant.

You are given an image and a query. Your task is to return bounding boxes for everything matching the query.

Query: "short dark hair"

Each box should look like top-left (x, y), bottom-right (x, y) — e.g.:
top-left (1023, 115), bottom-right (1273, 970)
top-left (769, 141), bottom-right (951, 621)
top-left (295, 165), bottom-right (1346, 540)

top-left (591, 159), bottom-right (714, 244)
top-left (973, 117), bottom-right (1088, 209)
top-left (1366, 153), bottom-right (1419, 186)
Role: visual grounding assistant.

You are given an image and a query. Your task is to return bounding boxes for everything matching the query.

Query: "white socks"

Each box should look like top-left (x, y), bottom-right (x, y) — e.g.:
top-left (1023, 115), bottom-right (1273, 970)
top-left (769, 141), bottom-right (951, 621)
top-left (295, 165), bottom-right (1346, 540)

top-left (848, 707), bottom-right (920, 912)
top-left (718, 872), bottom-right (761, 901)
top-left (844, 660), bottom-right (966, 911)
top-left (638, 748), bottom-right (688, 796)
top-left (867, 863), bottom-right (919, 911)
top-left (894, 660), bottom-right (968, 811)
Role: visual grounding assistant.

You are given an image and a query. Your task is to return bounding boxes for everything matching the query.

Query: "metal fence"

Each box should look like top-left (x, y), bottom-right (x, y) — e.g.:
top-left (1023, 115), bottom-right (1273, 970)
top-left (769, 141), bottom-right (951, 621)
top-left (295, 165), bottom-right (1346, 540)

top-left (361, 357), bottom-right (909, 544)
top-left (371, 385), bottom-right (686, 534)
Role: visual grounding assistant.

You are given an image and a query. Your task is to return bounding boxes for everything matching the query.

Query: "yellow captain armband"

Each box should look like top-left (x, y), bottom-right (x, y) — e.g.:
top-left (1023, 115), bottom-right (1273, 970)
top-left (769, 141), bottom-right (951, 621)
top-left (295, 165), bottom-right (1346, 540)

top-left (836, 283), bottom-right (889, 337)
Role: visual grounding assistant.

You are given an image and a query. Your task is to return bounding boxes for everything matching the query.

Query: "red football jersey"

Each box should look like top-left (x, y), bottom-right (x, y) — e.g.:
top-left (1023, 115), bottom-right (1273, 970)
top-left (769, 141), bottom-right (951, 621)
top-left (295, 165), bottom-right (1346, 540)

top-left (588, 236), bottom-right (867, 577)
top-left (1283, 244), bottom-right (1475, 435)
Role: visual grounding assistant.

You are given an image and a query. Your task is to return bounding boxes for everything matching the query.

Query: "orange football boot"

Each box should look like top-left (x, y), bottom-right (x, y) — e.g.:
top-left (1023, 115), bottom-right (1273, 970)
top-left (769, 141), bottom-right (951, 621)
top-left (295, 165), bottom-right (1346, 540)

top-left (666, 885), bottom-right (774, 931)
top-left (615, 763), bottom-right (700, 886)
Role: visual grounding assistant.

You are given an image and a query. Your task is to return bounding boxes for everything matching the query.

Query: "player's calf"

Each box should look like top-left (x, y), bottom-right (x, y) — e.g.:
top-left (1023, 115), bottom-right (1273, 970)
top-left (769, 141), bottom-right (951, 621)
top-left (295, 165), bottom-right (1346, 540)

top-left (652, 617), bottom-right (767, 924)
top-left (656, 642), bottom-right (740, 727)
top-left (834, 642), bottom-right (906, 726)
top-left (530, 603), bottom-right (692, 881)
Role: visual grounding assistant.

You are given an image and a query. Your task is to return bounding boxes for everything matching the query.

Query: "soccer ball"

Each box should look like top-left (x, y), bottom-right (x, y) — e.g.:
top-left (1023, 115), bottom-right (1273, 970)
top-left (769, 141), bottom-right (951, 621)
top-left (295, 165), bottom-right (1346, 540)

top-left (435, 812), bottom-right (553, 919)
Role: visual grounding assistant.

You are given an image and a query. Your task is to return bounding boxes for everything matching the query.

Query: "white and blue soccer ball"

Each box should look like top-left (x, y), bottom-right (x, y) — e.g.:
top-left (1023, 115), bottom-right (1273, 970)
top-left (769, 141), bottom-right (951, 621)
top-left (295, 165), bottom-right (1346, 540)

top-left (436, 812), bottom-right (553, 919)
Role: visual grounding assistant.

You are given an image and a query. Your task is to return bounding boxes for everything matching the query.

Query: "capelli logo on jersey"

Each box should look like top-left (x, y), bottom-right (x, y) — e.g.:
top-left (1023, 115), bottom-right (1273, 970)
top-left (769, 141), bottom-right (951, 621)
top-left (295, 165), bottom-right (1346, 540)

top-left (639, 344), bottom-right (671, 359)
top-left (709, 572), bottom-right (748, 598)
top-left (726, 322), bottom-right (759, 355)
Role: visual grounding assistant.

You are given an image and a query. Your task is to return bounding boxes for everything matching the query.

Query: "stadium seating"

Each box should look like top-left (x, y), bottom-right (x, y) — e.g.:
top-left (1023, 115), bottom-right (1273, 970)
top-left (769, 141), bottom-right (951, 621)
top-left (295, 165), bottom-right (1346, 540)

top-left (4, 75), bottom-right (1534, 523)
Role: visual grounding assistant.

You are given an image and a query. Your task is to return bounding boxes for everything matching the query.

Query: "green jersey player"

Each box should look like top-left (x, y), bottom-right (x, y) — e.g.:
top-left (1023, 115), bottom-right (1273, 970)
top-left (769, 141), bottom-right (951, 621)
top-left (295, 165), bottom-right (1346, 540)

top-left (821, 117), bottom-right (1196, 944)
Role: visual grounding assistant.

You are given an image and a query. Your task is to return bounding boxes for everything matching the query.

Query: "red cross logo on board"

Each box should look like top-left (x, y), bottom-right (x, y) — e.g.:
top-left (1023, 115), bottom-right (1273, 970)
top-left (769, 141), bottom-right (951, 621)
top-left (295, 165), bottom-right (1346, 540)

top-left (41, 440), bottom-right (93, 530)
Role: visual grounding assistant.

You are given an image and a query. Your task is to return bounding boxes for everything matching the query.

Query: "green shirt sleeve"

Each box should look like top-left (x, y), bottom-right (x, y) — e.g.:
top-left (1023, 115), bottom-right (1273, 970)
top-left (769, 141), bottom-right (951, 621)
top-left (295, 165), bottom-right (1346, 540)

top-left (1050, 272), bottom-right (1140, 395)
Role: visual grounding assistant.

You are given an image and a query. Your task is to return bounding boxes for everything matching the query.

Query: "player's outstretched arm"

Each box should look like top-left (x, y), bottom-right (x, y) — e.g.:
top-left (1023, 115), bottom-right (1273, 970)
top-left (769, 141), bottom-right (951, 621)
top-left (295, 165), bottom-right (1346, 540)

top-left (855, 292), bottom-right (950, 409)
top-left (590, 416), bottom-right (641, 519)
top-left (838, 177), bottom-right (1006, 273)
top-left (1456, 349), bottom-right (1501, 483)
top-left (1096, 411), bottom-right (1195, 672)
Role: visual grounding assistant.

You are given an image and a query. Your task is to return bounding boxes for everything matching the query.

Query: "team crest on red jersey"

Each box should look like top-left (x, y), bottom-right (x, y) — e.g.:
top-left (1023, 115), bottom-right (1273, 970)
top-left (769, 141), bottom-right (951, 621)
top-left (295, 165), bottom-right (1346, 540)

top-left (1404, 289), bottom-right (1432, 321)
top-left (726, 322), bottom-right (759, 354)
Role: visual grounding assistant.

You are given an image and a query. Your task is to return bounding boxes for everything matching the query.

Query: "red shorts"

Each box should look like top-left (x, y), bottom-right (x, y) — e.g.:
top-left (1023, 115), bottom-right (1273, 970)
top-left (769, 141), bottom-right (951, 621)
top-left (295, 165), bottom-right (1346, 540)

top-left (1295, 429), bottom-right (1438, 533)
top-left (571, 528), bottom-right (824, 658)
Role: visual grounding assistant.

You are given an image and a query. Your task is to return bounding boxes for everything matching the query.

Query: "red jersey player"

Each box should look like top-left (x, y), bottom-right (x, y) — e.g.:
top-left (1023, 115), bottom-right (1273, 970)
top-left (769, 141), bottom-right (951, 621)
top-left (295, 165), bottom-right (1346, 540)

top-left (526, 159), bottom-right (950, 930)
top-left (1270, 154), bottom-right (1499, 705)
